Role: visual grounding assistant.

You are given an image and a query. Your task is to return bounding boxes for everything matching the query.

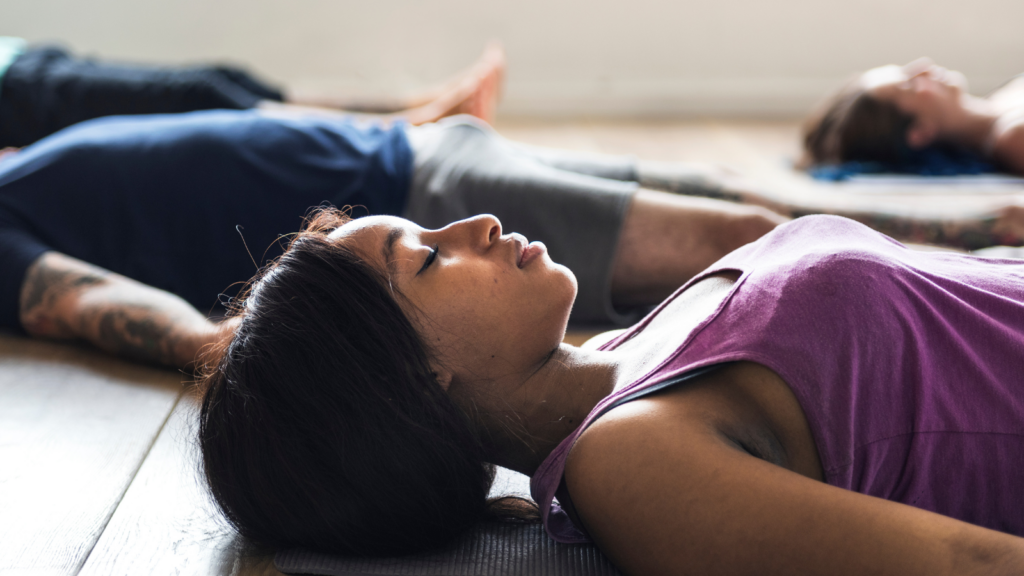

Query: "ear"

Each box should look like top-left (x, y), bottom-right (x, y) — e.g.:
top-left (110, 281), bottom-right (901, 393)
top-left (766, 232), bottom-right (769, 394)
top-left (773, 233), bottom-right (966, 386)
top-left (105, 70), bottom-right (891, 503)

top-left (906, 120), bottom-right (938, 149)
top-left (431, 365), bottom-right (454, 392)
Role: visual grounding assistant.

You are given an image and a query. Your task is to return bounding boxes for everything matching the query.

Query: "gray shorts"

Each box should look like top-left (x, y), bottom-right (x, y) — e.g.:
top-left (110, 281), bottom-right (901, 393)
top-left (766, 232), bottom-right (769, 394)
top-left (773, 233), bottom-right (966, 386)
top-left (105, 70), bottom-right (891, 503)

top-left (403, 116), bottom-right (639, 325)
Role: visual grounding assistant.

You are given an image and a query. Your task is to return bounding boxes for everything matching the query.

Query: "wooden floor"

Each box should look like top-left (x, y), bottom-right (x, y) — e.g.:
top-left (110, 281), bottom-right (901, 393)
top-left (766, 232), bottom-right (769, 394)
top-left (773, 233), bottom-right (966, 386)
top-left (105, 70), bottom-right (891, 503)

top-left (3, 119), bottom-right (1022, 576)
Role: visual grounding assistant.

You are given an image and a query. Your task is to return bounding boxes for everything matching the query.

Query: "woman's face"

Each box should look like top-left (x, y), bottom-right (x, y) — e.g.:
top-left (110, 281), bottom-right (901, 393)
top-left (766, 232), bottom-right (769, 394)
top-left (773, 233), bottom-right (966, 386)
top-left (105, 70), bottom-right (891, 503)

top-left (860, 58), bottom-right (969, 147)
top-left (329, 214), bottom-right (577, 388)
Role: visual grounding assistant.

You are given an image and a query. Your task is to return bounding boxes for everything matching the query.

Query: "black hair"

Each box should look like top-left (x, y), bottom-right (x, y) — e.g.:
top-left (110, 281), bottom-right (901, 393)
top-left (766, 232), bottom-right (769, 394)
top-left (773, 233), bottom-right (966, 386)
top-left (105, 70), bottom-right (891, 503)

top-left (802, 79), bottom-right (916, 166)
top-left (198, 208), bottom-right (534, 556)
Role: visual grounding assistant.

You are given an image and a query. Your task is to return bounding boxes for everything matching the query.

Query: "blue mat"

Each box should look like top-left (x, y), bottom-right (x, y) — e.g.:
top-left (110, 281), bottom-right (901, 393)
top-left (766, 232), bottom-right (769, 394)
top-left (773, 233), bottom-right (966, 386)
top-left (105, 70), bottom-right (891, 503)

top-left (809, 145), bottom-right (998, 182)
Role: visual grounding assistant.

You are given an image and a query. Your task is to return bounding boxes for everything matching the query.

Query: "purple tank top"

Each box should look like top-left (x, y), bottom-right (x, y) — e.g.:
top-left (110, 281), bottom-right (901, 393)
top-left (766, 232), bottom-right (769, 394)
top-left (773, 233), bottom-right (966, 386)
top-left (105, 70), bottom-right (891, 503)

top-left (531, 215), bottom-right (1024, 543)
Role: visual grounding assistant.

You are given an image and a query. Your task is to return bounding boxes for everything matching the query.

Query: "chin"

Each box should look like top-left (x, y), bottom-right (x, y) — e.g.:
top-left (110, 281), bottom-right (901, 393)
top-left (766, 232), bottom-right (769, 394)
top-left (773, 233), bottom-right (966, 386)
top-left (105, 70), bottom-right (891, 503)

top-left (556, 272), bottom-right (578, 334)
top-left (555, 265), bottom-right (578, 314)
top-left (531, 267), bottom-right (576, 335)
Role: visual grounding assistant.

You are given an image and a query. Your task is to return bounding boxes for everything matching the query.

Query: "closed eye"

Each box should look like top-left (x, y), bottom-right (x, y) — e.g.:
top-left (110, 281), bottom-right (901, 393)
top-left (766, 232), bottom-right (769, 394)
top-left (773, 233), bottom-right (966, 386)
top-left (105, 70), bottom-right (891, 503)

top-left (417, 245), bottom-right (439, 274)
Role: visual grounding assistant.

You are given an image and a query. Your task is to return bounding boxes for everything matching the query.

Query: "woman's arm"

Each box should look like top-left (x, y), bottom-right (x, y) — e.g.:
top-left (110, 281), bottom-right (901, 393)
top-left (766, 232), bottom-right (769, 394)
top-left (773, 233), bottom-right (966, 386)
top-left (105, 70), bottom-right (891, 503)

top-left (990, 114), bottom-right (1024, 176)
top-left (565, 398), bottom-right (1024, 576)
top-left (19, 252), bottom-right (234, 369)
top-left (685, 176), bottom-right (1023, 250)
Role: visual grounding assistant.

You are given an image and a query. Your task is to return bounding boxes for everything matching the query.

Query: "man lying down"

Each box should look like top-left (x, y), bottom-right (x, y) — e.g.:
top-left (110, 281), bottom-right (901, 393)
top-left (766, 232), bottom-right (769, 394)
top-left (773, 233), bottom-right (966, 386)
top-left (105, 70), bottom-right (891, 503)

top-left (0, 109), bottom-right (783, 367)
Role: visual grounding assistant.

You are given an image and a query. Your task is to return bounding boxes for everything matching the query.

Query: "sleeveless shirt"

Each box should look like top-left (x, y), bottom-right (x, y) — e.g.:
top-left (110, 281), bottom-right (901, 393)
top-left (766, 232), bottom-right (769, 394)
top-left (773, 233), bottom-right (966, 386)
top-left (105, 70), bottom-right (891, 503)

top-left (531, 215), bottom-right (1024, 543)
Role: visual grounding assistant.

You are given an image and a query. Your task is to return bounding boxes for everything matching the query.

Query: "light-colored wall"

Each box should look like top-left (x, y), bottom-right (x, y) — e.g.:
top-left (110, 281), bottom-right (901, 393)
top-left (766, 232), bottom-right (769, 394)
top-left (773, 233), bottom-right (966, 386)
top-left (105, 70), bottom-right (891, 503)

top-left (5, 0), bottom-right (1022, 118)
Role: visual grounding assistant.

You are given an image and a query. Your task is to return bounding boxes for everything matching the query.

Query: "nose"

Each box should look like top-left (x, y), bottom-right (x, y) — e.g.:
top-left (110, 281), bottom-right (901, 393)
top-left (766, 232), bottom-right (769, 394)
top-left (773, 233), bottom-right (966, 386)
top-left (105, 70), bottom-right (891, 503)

top-left (903, 57), bottom-right (935, 78)
top-left (435, 214), bottom-right (502, 252)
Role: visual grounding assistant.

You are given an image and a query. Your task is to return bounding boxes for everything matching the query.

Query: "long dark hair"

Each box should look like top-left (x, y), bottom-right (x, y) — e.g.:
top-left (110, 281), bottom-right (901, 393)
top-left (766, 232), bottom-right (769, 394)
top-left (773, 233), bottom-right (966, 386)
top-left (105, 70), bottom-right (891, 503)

top-left (197, 208), bottom-right (531, 556)
top-left (801, 78), bottom-right (915, 166)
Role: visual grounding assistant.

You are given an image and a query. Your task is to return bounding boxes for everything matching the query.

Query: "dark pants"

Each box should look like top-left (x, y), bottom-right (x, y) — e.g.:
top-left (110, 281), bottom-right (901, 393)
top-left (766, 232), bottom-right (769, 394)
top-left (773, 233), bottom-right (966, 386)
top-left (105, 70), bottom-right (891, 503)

top-left (0, 46), bottom-right (285, 147)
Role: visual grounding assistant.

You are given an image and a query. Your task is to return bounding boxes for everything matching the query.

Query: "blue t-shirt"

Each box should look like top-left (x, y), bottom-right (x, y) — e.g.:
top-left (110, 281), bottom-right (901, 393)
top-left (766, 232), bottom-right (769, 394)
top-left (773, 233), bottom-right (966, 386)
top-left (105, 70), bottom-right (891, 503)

top-left (0, 110), bottom-right (413, 330)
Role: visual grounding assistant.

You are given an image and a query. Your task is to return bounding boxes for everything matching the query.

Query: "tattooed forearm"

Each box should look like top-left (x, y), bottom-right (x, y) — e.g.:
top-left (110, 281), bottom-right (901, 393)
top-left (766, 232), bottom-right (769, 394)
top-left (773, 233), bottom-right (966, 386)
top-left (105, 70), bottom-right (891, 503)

top-left (19, 252), bottom-right (221, 368)
top-left (642, 170), bottom-right (1024, 250)
top-left (729, 191), bottom-right (1018, 250)
top-left (91, 306), bottom-right (185, 366)
top-left (788, 209), bottom-right (1016, 251)
top-left (20, 253), bottom-right (110, 338)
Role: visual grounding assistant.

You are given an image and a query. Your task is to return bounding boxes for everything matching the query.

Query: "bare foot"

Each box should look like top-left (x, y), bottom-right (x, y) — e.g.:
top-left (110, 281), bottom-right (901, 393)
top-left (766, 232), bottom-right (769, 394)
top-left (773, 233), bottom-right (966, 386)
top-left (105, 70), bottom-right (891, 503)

top-left (398, 42), bottom-right (506, 126)
top-left (0, 147), bottom-right (20, 162)
top-left (271, 44), bottom-right (506, 127)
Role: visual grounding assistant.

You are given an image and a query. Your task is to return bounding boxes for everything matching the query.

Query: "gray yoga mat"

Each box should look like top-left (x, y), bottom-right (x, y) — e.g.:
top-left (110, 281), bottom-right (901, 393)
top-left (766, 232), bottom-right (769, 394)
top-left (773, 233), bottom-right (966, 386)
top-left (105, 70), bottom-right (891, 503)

top-left (273, 468), bottom-right (622, 576)
top-left (274, 522), bottom-right (621, 576)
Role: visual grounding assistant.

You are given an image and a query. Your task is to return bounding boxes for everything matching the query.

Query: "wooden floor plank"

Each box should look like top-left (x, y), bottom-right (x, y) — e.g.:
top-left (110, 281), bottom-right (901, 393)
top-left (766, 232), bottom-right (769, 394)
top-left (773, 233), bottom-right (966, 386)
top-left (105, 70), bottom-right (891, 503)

top-left (77, 397), bottom-right (281, 576)
top-left (0, 334), bottom-right (183, 576)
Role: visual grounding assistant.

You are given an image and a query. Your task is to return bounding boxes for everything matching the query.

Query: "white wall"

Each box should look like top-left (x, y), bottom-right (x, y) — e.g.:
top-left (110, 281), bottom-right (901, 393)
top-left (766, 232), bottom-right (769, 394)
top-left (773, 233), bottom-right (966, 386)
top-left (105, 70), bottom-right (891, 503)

top-left (4, 0), bottom-right (1023, 118)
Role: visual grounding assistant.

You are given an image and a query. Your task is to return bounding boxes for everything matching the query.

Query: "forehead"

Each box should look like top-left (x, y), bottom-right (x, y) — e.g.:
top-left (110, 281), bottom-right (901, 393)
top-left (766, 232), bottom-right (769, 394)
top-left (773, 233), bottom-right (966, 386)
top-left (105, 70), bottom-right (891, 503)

top-left (327, 215), bottom-right (419, 270)
top-left (860, 64), bottom-right (906, 92)
top-left (328, 215), bottom-right (403, 242)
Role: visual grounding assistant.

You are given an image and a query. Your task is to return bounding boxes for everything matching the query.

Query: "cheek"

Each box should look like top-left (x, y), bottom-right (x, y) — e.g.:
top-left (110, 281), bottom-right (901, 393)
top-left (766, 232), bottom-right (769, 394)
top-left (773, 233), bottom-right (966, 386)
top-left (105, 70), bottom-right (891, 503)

top-left (409, 264), bottom-right (575, 359)
top-left (408, 277), bottom-right (508, 346)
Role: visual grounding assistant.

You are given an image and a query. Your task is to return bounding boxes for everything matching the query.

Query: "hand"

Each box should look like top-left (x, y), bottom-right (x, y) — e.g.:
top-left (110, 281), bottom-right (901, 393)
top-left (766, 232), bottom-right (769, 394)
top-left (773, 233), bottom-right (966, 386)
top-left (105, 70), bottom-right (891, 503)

top-left (0, 147), bottom-right (20, 162)
top-left (993, 201), bottom-right (1024, 245)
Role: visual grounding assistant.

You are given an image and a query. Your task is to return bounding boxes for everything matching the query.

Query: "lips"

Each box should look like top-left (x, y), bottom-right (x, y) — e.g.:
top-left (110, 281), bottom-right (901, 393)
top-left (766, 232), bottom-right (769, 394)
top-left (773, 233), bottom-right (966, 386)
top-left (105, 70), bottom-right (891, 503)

top-left (510, 233), bottom-right (546, 269)
top-left (511, 234), bottom-right (527, 267)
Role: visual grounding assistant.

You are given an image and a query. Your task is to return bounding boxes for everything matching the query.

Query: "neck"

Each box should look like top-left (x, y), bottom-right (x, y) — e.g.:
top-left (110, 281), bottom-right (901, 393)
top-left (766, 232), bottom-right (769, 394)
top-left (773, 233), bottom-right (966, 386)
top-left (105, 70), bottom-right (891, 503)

top-left (468, 343), bottom-right (620, 477)
top-left (949, 94), bottom-right (1000, 152)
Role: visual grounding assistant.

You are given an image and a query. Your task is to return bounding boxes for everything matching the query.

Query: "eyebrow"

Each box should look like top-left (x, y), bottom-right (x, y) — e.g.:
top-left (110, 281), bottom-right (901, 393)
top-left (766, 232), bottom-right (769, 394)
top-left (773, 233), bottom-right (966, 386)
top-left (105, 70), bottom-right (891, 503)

top-left (381, 226), bottom-right (404, 276)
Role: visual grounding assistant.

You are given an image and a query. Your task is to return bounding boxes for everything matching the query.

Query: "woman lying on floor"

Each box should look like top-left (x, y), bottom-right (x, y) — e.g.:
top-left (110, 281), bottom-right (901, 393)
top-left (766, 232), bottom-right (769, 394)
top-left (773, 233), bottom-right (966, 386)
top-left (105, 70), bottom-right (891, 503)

top-left (1, 108), bottom-right (783, 366)
top-left (802, 57), bottom-right (1024, 175)
top-left (198, 208), bottom-right (1024, 575)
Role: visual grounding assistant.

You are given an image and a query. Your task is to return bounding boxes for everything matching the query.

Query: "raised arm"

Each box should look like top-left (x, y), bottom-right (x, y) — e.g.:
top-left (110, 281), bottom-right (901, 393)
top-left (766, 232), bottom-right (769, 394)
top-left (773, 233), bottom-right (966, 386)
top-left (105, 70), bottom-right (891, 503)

top-left (565, 392), bottom-right (1024, 576)
top-left (18, 252), bottom-right (234, 369)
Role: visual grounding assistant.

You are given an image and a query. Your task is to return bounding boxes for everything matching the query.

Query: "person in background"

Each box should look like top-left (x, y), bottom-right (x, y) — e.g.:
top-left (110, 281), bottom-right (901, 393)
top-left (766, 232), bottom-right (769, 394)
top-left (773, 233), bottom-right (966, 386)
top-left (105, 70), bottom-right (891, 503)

top-left (0, 37), bottom-right (505, 149)
top-left (2, 107), bottom-right (784, 368)
top-left (801, 58), bottom-right (1024, 175)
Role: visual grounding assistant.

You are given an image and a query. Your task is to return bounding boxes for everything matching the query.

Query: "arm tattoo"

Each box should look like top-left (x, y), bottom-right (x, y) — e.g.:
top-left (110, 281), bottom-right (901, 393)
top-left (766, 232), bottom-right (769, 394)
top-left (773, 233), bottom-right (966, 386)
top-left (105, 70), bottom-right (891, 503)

top-left (658, 177), bottom-right (1021, 250)
top-left (20, 254), bottom-right (109, 338)
top-left (92, 305), bottom-right (184, 366)
top-left (19, 253), bottom-right (213, 367)
top-left (789, 210), bottom-right (1010, 251)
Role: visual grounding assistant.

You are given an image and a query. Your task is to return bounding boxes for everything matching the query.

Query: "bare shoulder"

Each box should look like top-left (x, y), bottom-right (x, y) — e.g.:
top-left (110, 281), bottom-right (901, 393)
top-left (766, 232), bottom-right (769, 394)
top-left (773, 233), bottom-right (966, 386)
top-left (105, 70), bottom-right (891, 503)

top-left (988, 75), bottom-right (1024, 109)
top-left (562, 368), bottom-right (1024, 575)
top-left (992, 112), bottom-right (1024, 175)
top-left (563, 386), bottom-right (756, 574)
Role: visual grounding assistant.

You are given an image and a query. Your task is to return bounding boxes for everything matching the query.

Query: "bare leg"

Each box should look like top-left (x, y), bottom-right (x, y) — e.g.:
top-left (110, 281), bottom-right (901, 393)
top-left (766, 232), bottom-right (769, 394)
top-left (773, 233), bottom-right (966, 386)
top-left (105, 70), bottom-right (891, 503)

top-left (392, 42), bottom-right (504, 126)
top-left (611, 190), bottom-right (787, 306)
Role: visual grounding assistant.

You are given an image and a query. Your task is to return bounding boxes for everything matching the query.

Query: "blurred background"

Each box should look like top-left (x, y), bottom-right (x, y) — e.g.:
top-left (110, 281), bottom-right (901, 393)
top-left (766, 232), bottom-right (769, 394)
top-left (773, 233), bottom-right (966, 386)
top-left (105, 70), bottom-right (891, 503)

top-left (5, 0), bottom-right (1023, 119)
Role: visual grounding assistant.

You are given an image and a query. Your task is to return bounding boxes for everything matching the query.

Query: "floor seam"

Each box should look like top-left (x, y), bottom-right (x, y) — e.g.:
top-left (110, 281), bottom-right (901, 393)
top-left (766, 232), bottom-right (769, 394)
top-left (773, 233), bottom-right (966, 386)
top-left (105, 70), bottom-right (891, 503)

top-left (73, 389), bottom-right (185, 576)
